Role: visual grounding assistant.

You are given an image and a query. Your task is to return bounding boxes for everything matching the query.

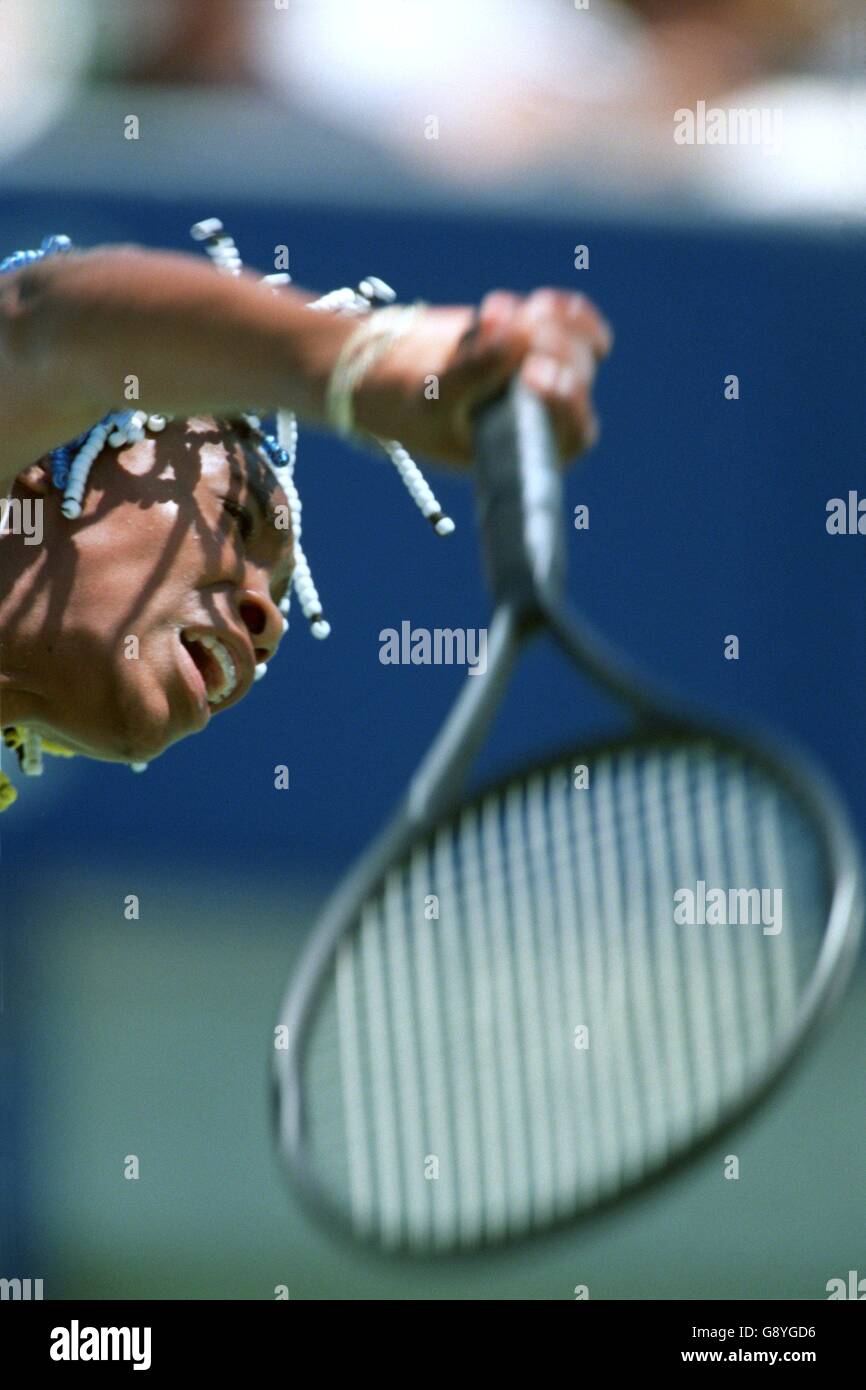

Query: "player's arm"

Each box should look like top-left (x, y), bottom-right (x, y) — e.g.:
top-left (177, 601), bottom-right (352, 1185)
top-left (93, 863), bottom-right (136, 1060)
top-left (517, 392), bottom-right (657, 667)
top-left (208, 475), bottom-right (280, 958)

top-left (0, 246), bottom-right (611, 491)
top-left (0, 244), bottom-right (360, 490)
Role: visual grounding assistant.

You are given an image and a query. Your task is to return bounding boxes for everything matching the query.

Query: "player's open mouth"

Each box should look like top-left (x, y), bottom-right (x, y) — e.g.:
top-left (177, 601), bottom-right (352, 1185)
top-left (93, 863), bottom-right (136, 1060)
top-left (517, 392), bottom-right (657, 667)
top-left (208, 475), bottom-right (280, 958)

top-left (179, 631), bottom-right (239, 706)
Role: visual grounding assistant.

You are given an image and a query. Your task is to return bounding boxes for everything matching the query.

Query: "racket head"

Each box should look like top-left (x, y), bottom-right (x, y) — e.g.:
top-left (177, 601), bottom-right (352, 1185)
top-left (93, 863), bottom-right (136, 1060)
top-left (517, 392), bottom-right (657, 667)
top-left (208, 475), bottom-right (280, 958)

top-left (273, 721), bottom-right (863, 1256)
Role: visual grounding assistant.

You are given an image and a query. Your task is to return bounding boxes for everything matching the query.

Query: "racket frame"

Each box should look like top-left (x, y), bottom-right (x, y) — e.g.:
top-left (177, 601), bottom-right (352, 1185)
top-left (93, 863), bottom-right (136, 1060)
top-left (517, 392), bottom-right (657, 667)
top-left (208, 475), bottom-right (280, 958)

top-left (272, 383), bottom-right (864, 1254)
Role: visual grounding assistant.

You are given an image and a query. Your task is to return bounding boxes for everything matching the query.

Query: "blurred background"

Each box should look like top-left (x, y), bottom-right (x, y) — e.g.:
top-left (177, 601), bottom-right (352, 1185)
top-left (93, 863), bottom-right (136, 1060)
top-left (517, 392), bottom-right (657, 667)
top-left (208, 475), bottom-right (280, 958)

top-left (1, 0), bottom-right (864, 1298)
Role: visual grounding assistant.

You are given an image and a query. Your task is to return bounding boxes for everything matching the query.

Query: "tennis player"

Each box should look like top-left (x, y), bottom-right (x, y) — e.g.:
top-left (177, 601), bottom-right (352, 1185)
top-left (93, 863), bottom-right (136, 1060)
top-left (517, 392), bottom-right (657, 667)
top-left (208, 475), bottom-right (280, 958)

top-left (0, 236), bottom-right (611, 807)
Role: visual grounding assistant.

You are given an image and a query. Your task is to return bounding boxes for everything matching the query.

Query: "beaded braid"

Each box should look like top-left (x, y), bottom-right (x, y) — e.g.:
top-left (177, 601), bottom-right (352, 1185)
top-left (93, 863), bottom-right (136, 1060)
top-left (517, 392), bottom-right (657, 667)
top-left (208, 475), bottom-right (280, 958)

top-left (0, 220), bottom-right (454, 810)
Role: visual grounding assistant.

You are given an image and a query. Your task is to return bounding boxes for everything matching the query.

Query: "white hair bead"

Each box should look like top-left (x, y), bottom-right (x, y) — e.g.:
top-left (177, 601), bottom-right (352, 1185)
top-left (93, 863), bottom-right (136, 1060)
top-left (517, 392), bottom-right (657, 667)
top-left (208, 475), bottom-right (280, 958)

top-left (125, 412), bottom-right (148, 442)
top-left (190, 218), bottom-right (224, 240)
top-left (109, 409), bottom-right (167, 446)
top-left (307, 287), bottom-right (365, 316)
top-left (21, 730), bottom-right (43, 776)
top-left (254, 662), bottom-right (268, 682)
top-left (358, 277), bottom-right (396, 303)
top-left (379, 438), bottom-right (455, 535)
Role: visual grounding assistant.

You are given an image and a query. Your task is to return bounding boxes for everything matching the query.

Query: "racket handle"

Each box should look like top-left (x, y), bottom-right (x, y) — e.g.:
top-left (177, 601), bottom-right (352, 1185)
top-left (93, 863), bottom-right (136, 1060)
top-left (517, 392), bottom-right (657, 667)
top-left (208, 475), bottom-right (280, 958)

top-left (473, 378), bottom-right (565, 610)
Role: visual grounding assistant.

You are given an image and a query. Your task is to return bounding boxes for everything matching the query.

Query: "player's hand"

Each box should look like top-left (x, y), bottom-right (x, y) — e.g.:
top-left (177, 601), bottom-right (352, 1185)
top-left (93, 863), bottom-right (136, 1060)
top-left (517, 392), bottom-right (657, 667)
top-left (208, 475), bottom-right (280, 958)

top-left (352, 288), bottom-right (612, 469)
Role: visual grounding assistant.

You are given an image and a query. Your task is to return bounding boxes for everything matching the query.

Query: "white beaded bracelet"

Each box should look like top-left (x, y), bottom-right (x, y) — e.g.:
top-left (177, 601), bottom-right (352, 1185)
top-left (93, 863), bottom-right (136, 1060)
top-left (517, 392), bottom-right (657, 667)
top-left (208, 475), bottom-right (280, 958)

top-left (324, 301), bottom-right (426, 438)
top-left (318, 301), bottom-right (455, 538)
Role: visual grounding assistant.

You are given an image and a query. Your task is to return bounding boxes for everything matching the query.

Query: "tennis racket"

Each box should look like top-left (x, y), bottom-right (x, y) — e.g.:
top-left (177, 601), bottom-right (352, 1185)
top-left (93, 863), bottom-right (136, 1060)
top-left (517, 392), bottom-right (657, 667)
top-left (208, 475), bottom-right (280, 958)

top-left (272, 379), bottom-right (863, 1254)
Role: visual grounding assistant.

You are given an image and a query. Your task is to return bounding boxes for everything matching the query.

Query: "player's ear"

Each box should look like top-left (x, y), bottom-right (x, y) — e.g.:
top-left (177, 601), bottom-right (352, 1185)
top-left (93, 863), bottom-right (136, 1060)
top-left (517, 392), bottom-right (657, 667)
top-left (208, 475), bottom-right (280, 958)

top-left (15, 458), bottom-right (52, 495)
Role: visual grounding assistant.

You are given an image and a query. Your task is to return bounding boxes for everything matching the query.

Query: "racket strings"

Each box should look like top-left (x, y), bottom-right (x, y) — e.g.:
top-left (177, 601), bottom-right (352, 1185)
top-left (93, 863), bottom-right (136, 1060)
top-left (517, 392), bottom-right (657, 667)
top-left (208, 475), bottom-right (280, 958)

top-left (304, 740), bottom-right (826, 1251)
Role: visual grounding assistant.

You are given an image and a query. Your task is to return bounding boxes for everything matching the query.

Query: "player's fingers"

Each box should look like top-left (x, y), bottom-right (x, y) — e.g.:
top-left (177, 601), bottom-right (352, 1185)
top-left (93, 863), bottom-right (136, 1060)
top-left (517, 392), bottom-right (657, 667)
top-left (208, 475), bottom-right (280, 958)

top-left (449, 298), bottom-right (532, 389)
top-left (455, 291), bottom-right (520, 355)
top-left (522, 288), bottom-right (613, 360)
top-left (448, 320), bottom-right (533, 451)
top-left (520, 340), bottom-right (599, 459)
top-left (477, 289), bottom-right (523, 334)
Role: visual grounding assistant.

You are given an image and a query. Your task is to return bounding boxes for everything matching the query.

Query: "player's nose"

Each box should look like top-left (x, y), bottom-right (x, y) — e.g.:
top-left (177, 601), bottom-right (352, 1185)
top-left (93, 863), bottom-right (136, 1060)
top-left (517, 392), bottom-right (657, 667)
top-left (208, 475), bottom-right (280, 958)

top-left (238, 586), bottom-right (283, 664)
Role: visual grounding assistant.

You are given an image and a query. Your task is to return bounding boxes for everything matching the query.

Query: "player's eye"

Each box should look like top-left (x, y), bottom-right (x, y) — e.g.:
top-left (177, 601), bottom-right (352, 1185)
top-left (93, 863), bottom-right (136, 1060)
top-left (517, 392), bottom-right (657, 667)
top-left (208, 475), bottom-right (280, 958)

top-left (222, 498), bottom-right (254, 543)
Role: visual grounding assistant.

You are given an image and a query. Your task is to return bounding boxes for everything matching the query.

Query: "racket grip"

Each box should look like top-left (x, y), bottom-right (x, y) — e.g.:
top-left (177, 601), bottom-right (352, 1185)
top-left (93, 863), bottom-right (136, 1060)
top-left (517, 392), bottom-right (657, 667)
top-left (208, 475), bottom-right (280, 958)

top-left (472, 378), bottom-right (566, 610)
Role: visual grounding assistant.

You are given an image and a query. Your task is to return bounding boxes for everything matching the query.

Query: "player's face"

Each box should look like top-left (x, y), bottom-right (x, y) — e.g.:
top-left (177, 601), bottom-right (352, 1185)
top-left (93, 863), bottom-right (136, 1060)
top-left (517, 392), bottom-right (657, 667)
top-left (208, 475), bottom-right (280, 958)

top-left (12, 417), bottom-right (293, 765)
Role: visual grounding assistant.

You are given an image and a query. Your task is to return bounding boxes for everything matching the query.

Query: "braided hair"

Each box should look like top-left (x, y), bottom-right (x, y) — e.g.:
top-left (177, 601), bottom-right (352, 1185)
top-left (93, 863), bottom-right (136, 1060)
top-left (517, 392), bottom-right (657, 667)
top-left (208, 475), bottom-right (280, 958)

top-left (0, 219), bottom-right (454, 811)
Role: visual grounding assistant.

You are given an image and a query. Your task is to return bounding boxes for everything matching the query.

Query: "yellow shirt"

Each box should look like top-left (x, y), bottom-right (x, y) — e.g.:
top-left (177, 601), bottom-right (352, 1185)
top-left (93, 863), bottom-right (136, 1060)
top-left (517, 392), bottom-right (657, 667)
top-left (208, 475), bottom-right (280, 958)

top-left (1, 727), bottom-right (77, 809)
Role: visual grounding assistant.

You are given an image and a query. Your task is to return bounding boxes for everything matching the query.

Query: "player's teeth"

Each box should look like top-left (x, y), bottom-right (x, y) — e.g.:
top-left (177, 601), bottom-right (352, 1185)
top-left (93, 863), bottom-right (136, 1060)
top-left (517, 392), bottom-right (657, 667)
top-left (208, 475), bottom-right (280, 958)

top-left (197, 634), bottom-right (238, 703)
